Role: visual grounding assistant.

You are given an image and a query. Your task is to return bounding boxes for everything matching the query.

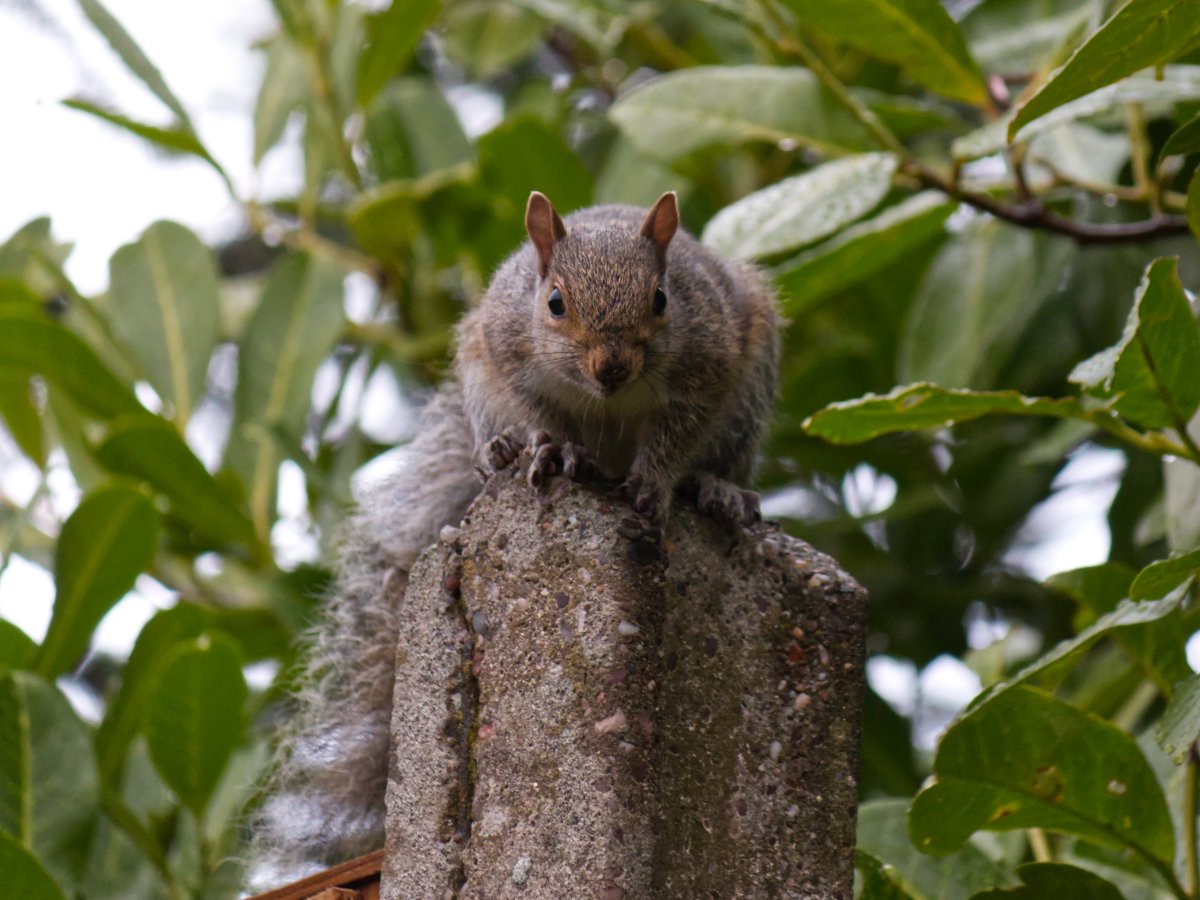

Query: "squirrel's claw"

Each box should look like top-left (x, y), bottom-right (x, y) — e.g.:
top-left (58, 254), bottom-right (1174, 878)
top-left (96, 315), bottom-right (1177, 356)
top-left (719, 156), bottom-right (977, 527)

top-left (622, 472), bottom-right (667, 526)
top-left (485, 433), bottom-right (522, 472)
top-left (528, 440), bottom-right (605, 489)
top-left (695, 474), bottom-right (761, 528)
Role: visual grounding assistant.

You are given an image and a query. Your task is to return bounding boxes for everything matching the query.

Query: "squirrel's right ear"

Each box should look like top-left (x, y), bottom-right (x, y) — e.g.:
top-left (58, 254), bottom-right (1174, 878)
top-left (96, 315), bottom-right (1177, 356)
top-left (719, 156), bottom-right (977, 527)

top-left (525, 191), bottom-right (567, 278)
top-left (640, 191), bottom-right (679, 269)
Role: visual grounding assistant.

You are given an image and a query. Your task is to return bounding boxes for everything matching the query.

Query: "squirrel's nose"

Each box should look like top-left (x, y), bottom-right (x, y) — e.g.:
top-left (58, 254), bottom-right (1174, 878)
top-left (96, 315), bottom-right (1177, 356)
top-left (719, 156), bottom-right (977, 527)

top-left (595, 357), bottom-right (630, 390)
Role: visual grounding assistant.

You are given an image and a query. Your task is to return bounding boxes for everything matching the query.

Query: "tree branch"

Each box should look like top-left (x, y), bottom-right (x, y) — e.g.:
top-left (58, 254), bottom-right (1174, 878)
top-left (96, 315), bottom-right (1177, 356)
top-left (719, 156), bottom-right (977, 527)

top-left (908, 164), bottom-right (1193, 244)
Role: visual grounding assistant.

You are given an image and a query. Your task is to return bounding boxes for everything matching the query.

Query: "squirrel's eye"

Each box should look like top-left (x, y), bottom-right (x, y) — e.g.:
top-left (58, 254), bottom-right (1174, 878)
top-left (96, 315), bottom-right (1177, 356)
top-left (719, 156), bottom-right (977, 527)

top-left (653, 286), bottom-right (668, 316)
top-left (548, 287), bottom-right (566, 317)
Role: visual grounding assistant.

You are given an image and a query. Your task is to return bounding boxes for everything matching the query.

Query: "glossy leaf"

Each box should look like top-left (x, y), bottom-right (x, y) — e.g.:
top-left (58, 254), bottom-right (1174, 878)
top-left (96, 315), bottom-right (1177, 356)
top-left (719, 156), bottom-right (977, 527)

top-left (1156, 673), bottom-right (1200, 764)
top-left (970, 862), bottom-right (1123, 899)
top-left (0, 621), bottom-right (35, 670)
top-left (1188, 168), bottom-right (1200, 242)
top-left (0, 313), bottom-right (140, 420)
top-left (779, 0), bottom-right (988, 105)
top-left (857, 799), bottom-right (1012, 897)
top-left (0, 369), bottom-right (45, 466)
top-left (107, 222), bottom-right (220, 423)
top-left (479, 115), bottom-right (592, 218)
top-left (0, 832), bottom-right (67, 900)
top-left (1131, 549), bottom-right (1200, 600)
top-left (955, 67), bottom-right (1200, 160)
top-left (440, 0), bottom-right (544, 77)
top-left (909, 685), bottom-right (1174, 863)
top-left (803, 384), bottom-right (1086, 444)
top-left (95, 604), bottom-right (207, 786)
top-left (253, 35), bottom-right (308, 164)
top-left (364, 78), bottom-right (474, 183)
top-left (899, 221), bottom-right (1072, 389)
top-left (33, 485), bottom-right (161, 677)
top-left (610, 66), bottom-right (873, 162)
top-left (62, 100), bottom-right (224, 181)
top-left (357, 0), bottom-right (441, 106)
top-left (1161, 112), bottom-right (1200, 159)
top-left (702, 153), bottom-right (897, 260)
top-left (94, 414), bottom-right (255, 548)
top-left (224, 253), bottom-right (345, 541)
top-left (143, 635), bottom-right (247, 817)
top-left (1069, 258), bottom-right (1200, 431)
top-left (1009, 583), bottom-right (1191, 695)
top-left (0, 672), bottom-right (98, 893)
top-left (1010, 0), bottom-right (1200, 137)
top-left (76, 0), bottom-right (195, 129)
top-left (774, 192), bottom-right (953, 313)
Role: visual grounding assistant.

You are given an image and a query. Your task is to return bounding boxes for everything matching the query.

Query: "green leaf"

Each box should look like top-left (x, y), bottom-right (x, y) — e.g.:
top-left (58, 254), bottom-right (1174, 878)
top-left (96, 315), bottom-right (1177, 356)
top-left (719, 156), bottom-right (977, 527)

top-left (856, 850), bottom-right (918, 899)
top-left (702, 153), bottom-right (897, 260)
top-left (0, 369), bottom-right (45, 466)
top-left (898, 221), bottom-right (1073, 389)
top-left (34, 485), bottom-right (161, 677)
top-left (479, 115), bottom-right (593, 218)
top-left (76, 0), bottom-right (195, 130)
top-left (0, 313), bottom-right (140, 420)
top-left (1156, 673), bottom-right (1200, 763)
top-left (1069, 257), bottom-right (1200, 431)
top-left (608, 65), bottom-right (873, 162)
top-left (1188, 167), bottom-right (1200, 242)
top-left (1161, 111), bottom-right (1200, 159)
top-left (95, 604), bottom-right (207, 786)
top-left (253, 36), bottom-right (309, 164)
top-left (779, 0), bottom-right (988, 105)
top-left (955, 67), bottom-right (1200, 160)
top-left (357, 0), bottom-right (441, 107)
top-left (0, 672), bottom-right (98, 893)
top-left (803, 384), bottom-right (1086, 444)
top-left (0, 621), bottom-right (36, 671)
top-left (364, 78), bottom-right (475, 183)
top-left (1009, 0), bottom-right (1200, 137)
top-left (224, 254), bottom-right (345, 542)
top-left (62, 100), bottom-right (225, 183)
top-left (440, 0), bottom-right (544, 77)
top-left (107, 222), bottom-right (220, 423)
top-left (909, 685), bottom-right (1174, 864)
top-left (143, 635), bottom-right (247, 817)
top-left (1047, 563), bottom-right (1137, 630)
top-left (964, 2), bottom-right (1095, 79)
top-left (1012, 583), bottom-right (1191, 695)
top-left (94, 414), bottom-right (256, 549)
top-left (0, 832), bottom-right (67, 900)
top-left (1131, 549), bottom-right (1200, 600)
top-left (970, 862), bottom-right (1124, 899)
top-left (857, 799), bottom-right (1013, 898)
top-left (348, 168), bottom-right (473, 260)
top-left (774, 192), bottom-right (953, 314)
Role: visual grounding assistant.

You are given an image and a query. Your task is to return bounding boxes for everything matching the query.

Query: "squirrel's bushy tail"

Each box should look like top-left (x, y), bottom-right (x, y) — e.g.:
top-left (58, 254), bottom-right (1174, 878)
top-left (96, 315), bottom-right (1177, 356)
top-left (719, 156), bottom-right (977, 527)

top-left (246, 383), bottom-right (479, 891)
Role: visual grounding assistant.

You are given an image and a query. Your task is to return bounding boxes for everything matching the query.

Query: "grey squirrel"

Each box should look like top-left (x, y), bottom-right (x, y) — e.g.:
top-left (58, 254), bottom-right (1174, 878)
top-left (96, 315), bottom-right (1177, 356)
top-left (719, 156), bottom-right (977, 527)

top-left (247, 191), bottom-right (781, 888)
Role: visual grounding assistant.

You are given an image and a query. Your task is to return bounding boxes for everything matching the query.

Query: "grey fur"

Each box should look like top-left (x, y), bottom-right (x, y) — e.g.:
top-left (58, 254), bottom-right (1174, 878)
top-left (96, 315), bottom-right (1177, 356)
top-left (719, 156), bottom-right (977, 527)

top-left (247, 195), bottom-right (780, 889)
top-left (247, 385), bottom-right (477, 890)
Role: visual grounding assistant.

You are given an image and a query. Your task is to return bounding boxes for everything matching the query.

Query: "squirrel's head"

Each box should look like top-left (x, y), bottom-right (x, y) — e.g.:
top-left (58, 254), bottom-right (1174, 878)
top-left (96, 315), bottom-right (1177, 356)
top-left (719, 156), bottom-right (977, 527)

top-left (524, 190), bottom-right (679, 400)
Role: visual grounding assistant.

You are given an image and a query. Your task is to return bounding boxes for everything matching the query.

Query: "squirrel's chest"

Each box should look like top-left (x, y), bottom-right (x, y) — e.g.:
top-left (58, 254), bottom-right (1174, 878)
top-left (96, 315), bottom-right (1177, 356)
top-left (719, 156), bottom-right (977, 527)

top-left (542, 379), bottom-right (659, 474)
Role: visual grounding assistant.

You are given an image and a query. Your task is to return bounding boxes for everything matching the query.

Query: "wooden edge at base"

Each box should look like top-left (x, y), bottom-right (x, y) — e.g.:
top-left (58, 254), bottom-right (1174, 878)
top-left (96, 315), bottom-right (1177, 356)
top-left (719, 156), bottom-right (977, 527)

top-left (247, 849), bottom-right (384, 900)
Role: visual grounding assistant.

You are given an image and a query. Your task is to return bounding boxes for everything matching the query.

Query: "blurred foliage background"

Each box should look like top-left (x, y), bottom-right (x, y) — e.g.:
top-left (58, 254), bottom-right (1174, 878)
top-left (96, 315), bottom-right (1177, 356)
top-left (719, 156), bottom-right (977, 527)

top-left (2, 0), bottom-right (1200, 896)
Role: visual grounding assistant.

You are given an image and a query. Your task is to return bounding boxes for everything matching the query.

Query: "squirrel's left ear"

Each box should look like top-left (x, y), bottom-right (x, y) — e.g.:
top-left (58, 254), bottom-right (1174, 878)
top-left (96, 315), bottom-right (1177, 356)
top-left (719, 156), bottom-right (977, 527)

top-left (640, 191), bottom-right (679, 269)
top-left (526, 191), bottom-right (567, 278)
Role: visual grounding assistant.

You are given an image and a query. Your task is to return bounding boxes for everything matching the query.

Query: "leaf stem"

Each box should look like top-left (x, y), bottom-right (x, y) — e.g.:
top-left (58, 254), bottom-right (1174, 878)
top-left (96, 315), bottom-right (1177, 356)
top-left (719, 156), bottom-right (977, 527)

top-left (1187, 742), bottom-right (1200, 898)
top-left (1027, 827), bottom-right (1053, 862)
top-left (755, 0), bottom-right (908, 157)
top-left (245, 202), bottom-right (378, 274)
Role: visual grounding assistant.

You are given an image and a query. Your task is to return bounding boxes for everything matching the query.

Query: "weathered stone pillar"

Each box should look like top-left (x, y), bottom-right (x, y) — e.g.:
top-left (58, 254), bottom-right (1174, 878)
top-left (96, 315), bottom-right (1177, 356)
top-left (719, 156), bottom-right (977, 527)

top-left (382, 465), bottom-right (867, 899)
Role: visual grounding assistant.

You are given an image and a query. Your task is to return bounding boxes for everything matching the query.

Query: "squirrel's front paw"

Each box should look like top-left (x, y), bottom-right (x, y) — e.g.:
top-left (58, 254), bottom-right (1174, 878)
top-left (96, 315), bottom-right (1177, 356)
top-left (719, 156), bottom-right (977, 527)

top-left (528, 436), bottom-right (607, 489)
top-left (485, 433), bottom-right (523, 472)
top-left (621, 472), bottom-right (668, 526)
top-left (693, 473), bottom-right (761, 527)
